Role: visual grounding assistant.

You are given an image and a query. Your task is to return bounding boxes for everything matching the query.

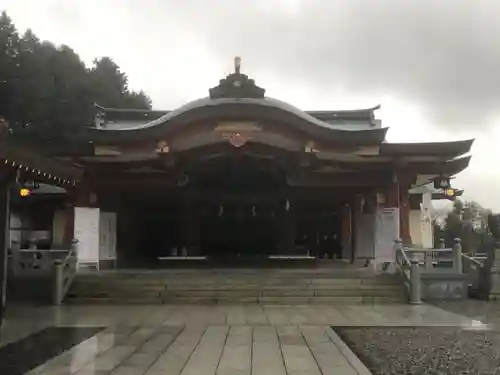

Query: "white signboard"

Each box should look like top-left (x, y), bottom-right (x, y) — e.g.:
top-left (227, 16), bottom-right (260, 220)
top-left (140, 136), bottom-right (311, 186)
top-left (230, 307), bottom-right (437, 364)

top-left (74, 207), bottom-right (100, 265)
top-left (374, 208), bottom-right (400, 262)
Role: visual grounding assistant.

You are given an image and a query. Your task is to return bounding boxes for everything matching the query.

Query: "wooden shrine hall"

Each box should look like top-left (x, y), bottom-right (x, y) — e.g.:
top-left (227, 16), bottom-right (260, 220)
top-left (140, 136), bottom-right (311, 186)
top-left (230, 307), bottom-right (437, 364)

top-left (42, 58), bottom-right (473, 268)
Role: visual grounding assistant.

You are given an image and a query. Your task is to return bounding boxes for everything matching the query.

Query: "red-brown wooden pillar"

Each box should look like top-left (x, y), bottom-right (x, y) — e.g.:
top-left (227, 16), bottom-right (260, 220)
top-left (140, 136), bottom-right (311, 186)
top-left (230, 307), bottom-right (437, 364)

top-left (63, 174), bottom-right (94, 245)
top-left (180, 191), bottom-right (199, 256)
top-left (399, 182), bottom-right (412, 245)
top-left (388, 172), bottom-right (413, 245)
top-left (282, 197), bottom-right (296, 254)
top-left (386, 174), bottom-right (399, 209)
top-left (350, 195), bottom-right (364, 263)
top-left (386, 172), bottom-right (412, 245)
top-left (341, 203), bottom-right (352, 260)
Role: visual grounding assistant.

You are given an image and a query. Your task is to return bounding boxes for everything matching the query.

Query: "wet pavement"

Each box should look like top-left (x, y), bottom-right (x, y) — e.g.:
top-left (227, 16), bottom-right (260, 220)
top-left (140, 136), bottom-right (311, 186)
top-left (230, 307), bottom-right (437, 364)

top-left (0, 302), bottom-right (495, 375)
top-left (0, 327), bottom-right (103, 375)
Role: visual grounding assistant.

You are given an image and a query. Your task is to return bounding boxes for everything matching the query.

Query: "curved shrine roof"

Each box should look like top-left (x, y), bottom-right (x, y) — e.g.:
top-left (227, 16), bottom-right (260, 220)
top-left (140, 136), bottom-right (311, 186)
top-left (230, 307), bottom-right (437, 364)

top-left (87, 60), bottom-right (474, 162)
top-left (90, 96), bottom-right (388, 145)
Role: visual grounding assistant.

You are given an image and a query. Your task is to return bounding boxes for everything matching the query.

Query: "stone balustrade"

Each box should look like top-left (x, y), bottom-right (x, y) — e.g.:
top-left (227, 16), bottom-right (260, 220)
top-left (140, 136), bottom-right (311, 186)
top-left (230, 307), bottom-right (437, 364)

top-left (394, 238), bottom-right (468, 303)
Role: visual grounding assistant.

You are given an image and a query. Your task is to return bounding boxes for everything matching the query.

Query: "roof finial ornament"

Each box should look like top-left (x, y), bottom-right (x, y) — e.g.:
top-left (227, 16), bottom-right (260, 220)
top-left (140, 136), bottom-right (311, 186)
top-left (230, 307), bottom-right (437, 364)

top-left (209, 56), bottom-right (265, 98)
top-left (234, 56), bottom-right (241, 74)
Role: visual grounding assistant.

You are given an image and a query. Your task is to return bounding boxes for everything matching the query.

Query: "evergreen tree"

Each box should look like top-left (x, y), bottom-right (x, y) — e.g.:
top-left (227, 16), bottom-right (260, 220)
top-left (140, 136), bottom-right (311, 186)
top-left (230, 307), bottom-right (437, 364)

top-left (88, 57), bottom-right (151, 110)
top-left (0, 12), bottom-right (20, 124)
top-left (442, 199), bottom-right (492, 254)
top-left (0, 11), bottom-right (152, 141)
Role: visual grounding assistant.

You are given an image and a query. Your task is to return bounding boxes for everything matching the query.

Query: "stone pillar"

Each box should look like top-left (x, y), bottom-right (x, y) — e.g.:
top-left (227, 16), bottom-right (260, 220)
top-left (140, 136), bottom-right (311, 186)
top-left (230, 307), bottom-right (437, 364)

top-left (0, 176), bottom-right (11, 323)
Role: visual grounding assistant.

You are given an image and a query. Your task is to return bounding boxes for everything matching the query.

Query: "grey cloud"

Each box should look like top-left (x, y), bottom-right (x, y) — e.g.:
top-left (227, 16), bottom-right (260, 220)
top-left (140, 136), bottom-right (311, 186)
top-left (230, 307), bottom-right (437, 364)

top-left (153, 0), bottom-right (500, 130)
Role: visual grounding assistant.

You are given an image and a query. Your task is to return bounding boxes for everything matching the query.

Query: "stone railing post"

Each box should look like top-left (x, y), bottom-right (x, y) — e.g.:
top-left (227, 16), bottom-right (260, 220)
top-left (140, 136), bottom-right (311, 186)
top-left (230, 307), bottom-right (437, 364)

top-left (53, 239), bottom-right (79, 305)
top-left (424, 251), bottom-right (433, 270)
top-left (394, 239), bottom-right (403, 261)
top-left (53, 259), bottom-right (64, 305)
top-left (70, 239), bottom-right (79, 273)
top-left (488, 241), bottom-right (500, 300)
top-left (409, 253), bottom-right (422, 304)
top-left (71, 238), bottom-right (79, 253)
top-left (439, 238), bottom-right (446, 249)
top-left (453, 238), bottom-right (463, 274)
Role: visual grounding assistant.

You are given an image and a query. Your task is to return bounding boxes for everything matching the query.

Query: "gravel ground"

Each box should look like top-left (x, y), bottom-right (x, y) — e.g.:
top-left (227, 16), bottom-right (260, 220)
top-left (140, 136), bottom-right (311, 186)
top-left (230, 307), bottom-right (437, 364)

top-left (335, 326), bottom-right (500, 375)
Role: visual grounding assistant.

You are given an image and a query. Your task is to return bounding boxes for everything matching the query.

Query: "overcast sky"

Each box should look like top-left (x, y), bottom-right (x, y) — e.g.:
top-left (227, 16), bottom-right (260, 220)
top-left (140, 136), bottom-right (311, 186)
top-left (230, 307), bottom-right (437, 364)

top-left (2, 0), bottom-right (500, 211)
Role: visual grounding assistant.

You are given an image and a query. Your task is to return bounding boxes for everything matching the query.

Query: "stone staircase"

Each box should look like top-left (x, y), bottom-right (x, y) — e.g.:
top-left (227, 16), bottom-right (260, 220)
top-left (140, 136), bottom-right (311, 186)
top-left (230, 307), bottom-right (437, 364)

top-left (66, 268), bottom-right (407, 305)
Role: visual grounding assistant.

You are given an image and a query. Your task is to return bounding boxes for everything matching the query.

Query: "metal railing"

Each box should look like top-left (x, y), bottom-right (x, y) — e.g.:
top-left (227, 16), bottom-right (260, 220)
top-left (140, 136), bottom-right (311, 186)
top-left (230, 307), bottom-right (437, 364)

top-left (53, 239), bottom-right (79, 305)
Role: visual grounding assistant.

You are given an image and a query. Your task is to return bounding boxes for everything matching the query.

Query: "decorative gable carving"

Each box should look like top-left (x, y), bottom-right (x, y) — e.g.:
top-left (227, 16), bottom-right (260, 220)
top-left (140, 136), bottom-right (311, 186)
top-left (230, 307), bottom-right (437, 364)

top-left (209, 57), bottom-right (265, 99)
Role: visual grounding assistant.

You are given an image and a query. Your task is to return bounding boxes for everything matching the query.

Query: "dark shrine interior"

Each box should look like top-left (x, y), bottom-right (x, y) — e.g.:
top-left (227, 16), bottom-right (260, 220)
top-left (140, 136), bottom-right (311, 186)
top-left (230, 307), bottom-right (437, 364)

top-left (115, 155), bottom-right (345, 264)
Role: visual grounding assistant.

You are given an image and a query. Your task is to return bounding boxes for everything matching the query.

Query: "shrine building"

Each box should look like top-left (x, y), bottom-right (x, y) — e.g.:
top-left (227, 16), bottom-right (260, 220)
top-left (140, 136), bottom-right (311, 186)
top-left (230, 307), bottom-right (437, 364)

top-left (47, 58), bottom-right (473, 268)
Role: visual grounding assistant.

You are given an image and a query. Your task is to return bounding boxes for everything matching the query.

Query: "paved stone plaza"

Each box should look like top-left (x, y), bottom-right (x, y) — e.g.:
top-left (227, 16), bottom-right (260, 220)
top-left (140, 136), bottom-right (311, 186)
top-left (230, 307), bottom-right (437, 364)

top-left (0, 303), bottom-right (483, 375)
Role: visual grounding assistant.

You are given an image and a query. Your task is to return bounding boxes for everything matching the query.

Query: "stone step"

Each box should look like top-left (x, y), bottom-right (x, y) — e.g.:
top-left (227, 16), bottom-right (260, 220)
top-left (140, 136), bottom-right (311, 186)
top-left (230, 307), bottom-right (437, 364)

top-left (71, 277), bottom-right (400, 288)
top-left (65, 295), bottom-right (405, 305)
top-left (65, 297), bottom-right (164, 305)
top-left (68, 288), bottom-right (405, 301)
top-left (70, 282), bottom-right (402, 292)
top-left (67, 290), bottom-right (163, 299)
top-left (67, 270), bottom-right (407, 305)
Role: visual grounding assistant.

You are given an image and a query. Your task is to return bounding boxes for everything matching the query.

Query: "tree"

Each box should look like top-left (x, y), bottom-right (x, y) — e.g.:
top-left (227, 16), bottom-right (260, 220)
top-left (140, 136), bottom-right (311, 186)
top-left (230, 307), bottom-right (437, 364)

top-left (0, 12), bottom-right (20, 124)
top-left (89, 57), bottom-right (151, 110)
top-left (123, 90), bottom-right (152, 109)
top-left (0, 12), bottom-right (152, 142)
top-left (442, 199), bottom-right (492, 254)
